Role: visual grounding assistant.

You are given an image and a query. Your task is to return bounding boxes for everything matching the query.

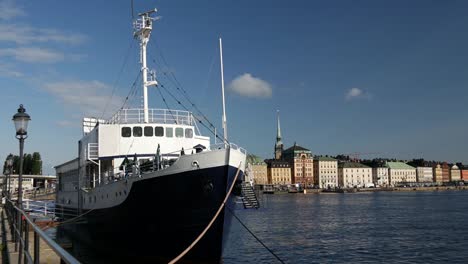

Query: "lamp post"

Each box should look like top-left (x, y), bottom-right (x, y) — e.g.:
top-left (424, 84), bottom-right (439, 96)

top-left (13, 104), bottom-right (30, 208)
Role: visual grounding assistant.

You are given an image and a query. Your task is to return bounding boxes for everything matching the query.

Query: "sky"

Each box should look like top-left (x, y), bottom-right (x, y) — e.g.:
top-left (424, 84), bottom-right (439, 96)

top-left (1, 0), bottom-right (468, 174)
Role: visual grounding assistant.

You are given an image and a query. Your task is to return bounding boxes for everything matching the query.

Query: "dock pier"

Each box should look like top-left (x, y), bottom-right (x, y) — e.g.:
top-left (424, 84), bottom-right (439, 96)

top-left (0, 199), bottom-right (79, 264)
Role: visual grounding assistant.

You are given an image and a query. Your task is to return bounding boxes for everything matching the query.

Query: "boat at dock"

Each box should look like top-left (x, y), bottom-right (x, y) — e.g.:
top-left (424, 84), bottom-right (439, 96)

top-left (54, 7), bottom-right (247, 263)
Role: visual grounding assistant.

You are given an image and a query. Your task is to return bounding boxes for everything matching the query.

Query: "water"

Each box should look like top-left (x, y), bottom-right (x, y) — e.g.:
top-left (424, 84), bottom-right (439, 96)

top-left (222, 191), bottom-right (468, 263)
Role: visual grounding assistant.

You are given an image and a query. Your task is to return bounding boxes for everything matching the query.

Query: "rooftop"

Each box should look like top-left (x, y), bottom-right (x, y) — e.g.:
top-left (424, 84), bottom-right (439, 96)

top-left (339, 162), bottom-right (370, 168)
top-left (247, 154), bottom-right (265, 165)
top-left (386, 162), bottom-right (415, 170)
top-left (283, 143), bottom-right (310, 153)
top-left (316, 156), bottom-right (337, 162)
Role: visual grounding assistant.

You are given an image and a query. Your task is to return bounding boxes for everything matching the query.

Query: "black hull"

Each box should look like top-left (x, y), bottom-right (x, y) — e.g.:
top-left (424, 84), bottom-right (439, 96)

top-left (56, 165), bottom-right (242, 264)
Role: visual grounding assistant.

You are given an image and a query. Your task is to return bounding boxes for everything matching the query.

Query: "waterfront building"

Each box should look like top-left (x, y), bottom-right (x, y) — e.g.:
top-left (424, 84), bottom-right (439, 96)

top-left (416, 167), bottom-right (434, 183)
top-left (313, 156), bottom-right (338, 188)
top-left (387, 162), bottom-right (417, 186)
top-left (246, 154), bottom-right (268, 185)
top-left (282, 143), bottom-right (313, 186)
top-left (461, 166), bottom-right (468, 181)
top-left (338, 162), bottom-right (372, 188)
top-left (433, 164), bottom-right (443, 183)
top-left (274, 110), bottom-right (284, 160)
top-left (372, 166), bottom-right (389, 186)
top-left (441, 162), bottom-right (450, 182)
top-left (0, 174), bottom-right (56, 194)
top-left (265, 159), bottom-right (292, 185)
top-left (450, 165), bottom-right (461, 181)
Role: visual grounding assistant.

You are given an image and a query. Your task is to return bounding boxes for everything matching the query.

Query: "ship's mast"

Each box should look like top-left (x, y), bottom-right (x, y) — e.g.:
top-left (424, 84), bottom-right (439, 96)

top-left (134, 8), bottom-right (159, 123)
top-left (219, 38), bottom-right (228, 143)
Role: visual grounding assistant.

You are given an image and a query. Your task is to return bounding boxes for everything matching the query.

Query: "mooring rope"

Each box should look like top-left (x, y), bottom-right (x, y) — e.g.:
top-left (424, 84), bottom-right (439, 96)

top-left (226, 207), bottom-right (286, 264)
top-left (168, 162), bottom-right (242, 264)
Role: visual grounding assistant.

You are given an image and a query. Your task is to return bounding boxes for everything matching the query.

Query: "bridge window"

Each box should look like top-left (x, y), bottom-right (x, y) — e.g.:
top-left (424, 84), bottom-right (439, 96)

top-left (144, 126), bottom-right (153, 137)
top-left (155, 126), bottom-right (164, 137)
top-left (121, 127), bottom-right (131, 137)
top-left (185, 128), bottom-right (193, 138)
top-left (175, 128), bottom-right (184, 138)
top-left (166, 127), bottom-right (173, 138)
top-left (133, 127), bottom-right (142, 137)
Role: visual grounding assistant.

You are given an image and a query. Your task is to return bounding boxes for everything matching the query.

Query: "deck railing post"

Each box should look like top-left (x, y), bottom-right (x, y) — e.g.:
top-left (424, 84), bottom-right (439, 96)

top-left (24, 219), bottom-right (29, 264)
top-left (18, 216), bottom-right (23, 264)
top-left (14, 209), bottom-right (18, 251)
top-left (34, 232), bottom-right (39, 264)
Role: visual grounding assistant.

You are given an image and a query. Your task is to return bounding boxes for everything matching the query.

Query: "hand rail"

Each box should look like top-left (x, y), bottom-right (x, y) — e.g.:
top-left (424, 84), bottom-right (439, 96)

top-left (4, 199), bottom-right (80, 264)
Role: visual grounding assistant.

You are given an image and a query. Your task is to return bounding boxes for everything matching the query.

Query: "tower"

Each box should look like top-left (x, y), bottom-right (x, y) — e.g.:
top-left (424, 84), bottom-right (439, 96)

top-left (274, 110), bottom-right (283, 160)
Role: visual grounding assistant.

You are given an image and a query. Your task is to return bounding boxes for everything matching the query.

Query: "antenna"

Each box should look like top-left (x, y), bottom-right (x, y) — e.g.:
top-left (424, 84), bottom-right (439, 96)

top-left (131, 0), bottom-right (134, 19)
top-left (219, 37), bottom-right (228, 144)
top-left (133, 7), bottom-right (159, 123)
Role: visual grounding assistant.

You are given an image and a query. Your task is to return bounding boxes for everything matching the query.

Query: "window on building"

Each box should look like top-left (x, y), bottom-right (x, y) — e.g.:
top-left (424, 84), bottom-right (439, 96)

top-left (155, 126), bottom-right (164, 137)
top-left (133, 127), bottom-right (142, 137)
top-left (144, 126), bottom-right (153, 137)
top-left (166, 127), bottom-right (173, 138)
top-left (175, 127), bottom-right (184, 138)
top-left (121, 127), bottom-right (131, 137)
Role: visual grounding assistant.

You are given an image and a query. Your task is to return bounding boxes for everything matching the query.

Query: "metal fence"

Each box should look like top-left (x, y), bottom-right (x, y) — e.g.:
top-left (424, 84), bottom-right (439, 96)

top-left (4, 199), bottom-right (80, 264)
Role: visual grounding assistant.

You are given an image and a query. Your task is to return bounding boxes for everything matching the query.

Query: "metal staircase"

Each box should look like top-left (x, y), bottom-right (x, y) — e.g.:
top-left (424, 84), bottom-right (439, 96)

top-left (241, 182), bottom-right (260, 209)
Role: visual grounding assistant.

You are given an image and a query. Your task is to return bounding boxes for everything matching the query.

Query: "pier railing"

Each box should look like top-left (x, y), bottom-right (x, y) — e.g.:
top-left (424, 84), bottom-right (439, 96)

top-left (4, 199), bottom-right (80, 264)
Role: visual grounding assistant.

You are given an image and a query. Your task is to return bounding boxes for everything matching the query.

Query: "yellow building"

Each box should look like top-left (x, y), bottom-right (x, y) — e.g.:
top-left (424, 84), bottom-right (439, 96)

top-left (433, 164), bottom-right (443, 183)
top-left (265, 159), bottom-right (292, 185)
top-left (246, 154), bottom-right (268, 185)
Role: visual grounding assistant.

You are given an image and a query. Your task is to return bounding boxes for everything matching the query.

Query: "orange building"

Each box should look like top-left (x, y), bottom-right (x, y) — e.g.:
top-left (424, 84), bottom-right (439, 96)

top-left (282, 143), bottom-right (313, 186)
top-left (461, 166), bottom-right (468, 181)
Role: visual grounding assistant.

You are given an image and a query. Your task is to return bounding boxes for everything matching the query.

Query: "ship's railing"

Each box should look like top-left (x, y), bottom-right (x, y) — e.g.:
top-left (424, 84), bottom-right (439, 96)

top-left (3, 198), bottom-right (80, 264)
top-left (107, 108), bottom-right (193, 125)
top-left (211, 143), bottom-right (247, 155)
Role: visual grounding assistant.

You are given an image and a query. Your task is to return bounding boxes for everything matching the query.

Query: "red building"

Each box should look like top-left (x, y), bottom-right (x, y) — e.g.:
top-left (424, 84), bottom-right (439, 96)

top-left (441, 162), bottom-right (450, 182)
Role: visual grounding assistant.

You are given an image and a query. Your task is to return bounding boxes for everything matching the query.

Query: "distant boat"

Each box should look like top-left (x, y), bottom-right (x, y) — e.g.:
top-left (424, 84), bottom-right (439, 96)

top-left (54, 7), bottom-right (247, 263)
top-left (263, 184), bottom-right (275, 194)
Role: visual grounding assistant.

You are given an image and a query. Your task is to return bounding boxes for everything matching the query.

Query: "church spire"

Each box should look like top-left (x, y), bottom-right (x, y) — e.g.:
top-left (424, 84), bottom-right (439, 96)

top-left (275, 110), bottom-right (284, 159)
top-left (277, 110), bottom-right (282, 142)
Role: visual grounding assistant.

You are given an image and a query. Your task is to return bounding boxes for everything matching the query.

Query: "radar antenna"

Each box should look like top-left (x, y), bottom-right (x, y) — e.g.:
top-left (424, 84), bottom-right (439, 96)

top-left (133, 8), bottom-right (160, 123)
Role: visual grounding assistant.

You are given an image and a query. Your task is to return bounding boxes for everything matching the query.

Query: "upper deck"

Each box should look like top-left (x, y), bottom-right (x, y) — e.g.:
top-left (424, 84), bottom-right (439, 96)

top-left (106, 108), bottom-right (194, 125)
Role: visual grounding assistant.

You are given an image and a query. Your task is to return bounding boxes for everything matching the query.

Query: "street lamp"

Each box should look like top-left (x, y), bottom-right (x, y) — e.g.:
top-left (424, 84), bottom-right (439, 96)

top-left (12, 104), bottom-right (30, 208)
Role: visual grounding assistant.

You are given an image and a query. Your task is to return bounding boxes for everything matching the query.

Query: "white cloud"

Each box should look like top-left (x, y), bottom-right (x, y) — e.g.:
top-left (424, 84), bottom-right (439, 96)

top-left (0, 24), bottom-right (87, 45)
top-left (0, 47), bottom-right (64, 63)
top-left (56, 120), bottom-right (78, 128)
top-left (345, 87), bottom-right (371, 100)
top-left (43, 80), bottom-right (123, 117)
top-left (228, 73), bottom-right (272, 98)
top-left (0, 63), bottom-right (23, 77)
top-left (0, 0), bottom-right (25, 20)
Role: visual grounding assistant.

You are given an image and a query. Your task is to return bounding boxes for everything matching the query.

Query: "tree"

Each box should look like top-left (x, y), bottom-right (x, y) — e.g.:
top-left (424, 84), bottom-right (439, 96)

top-left (2, 152), bottom-right (43, 175)
top-left (31, 152), bottom-right (42, 175)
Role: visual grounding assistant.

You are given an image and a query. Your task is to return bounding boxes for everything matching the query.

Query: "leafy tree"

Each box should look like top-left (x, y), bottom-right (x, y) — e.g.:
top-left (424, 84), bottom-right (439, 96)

top-left (31, 152), bottom-right (42, 175)
top-left (2, 152), bottom-right (43, 175)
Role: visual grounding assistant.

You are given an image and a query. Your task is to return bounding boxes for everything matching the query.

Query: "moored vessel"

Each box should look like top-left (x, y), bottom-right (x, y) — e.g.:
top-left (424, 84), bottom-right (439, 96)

top-left (54, 7), bottom-right (247, 263)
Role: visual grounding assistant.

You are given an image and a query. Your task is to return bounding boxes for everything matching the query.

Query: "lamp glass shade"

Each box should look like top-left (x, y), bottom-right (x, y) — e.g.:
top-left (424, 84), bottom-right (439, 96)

top-left (12, 105), bottom-right (31, 136)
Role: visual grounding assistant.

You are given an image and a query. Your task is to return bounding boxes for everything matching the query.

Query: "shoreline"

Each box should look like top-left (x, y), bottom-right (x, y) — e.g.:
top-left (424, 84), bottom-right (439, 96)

top-left (260, 186), bottom-right (468, 194)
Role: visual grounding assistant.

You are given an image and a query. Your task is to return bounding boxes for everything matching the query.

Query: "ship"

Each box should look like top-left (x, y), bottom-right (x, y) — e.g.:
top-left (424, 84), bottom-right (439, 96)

top-left (54, 8), bottom-right (247, 263)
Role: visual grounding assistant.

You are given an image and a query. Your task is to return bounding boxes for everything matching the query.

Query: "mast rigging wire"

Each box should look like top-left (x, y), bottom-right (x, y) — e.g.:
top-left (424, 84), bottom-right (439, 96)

top-left (100, 39), bottom-right (135, 120)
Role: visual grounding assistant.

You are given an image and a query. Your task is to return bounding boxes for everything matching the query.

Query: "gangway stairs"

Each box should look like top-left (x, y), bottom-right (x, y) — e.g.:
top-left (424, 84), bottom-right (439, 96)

top-left (241, 182), bottom-right (260, 209)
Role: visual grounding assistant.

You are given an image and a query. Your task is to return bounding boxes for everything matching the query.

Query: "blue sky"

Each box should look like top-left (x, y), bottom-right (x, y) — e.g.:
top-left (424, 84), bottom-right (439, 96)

top-left (1, 0), bottom-right (468, 174)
